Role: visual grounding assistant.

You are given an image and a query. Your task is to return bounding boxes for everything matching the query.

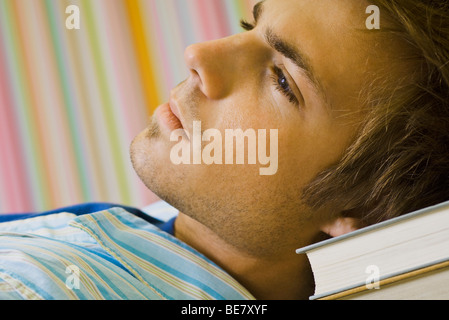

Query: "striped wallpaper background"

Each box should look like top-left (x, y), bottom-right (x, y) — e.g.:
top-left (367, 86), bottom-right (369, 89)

top-left (0, 0), bottom-right (256, 214)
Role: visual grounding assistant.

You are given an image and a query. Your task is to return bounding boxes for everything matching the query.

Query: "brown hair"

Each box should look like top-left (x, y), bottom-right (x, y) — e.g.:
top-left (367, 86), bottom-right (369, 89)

top-left (303, 0), bottom-right (449, 225)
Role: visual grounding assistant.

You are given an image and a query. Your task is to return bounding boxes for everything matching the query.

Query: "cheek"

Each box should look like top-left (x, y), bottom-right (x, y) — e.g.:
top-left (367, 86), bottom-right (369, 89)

top-left (211, 86), bottom-right (279, 130)
top-left (275, 123), bottom-right (334, 189)
top-left (214, 103), bottom-right (259, 131)
top-left (277, 118), bottom-right (357, 190)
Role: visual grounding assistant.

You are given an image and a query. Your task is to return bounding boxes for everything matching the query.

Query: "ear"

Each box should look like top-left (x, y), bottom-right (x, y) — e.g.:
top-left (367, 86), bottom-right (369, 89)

top-left (320, 217), bottom-right (361, 238)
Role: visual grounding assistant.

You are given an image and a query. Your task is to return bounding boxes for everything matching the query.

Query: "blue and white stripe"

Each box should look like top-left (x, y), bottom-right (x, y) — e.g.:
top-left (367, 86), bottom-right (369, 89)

top-left (0, 206), bottom-right (254, 300)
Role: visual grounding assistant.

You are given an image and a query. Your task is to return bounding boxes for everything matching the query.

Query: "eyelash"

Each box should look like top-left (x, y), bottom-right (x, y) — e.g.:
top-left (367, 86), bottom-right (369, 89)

top-left (240, 19), bottom-right (255, 31)
top-left (272, 66), bottom-right (299, 106)
top-left (240, 19), bottom-right (299, 106)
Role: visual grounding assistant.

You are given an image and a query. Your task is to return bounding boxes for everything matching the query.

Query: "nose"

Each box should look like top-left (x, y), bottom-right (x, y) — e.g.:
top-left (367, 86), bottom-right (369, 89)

top-left (184, 34), bottom-right (256, 100)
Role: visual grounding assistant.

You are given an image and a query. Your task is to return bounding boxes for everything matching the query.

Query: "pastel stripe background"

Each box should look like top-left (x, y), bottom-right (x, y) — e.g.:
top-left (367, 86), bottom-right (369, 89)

top-left (0, 0), bottom-right (256, 213)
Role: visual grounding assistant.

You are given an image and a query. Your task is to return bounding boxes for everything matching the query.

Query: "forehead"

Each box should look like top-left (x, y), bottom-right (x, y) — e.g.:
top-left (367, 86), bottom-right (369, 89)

top-left (260, 0), bottom-right (378, 110)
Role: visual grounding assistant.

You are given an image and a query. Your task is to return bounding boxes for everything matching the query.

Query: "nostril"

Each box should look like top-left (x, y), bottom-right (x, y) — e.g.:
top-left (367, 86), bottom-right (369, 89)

top-left (189, 67), bottom-right (200, 81)
top-left (184, 43), bottom-right (204, 86)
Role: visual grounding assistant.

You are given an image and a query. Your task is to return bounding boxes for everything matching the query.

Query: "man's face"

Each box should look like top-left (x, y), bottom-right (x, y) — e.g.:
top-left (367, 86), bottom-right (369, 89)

top-left (131, 0), bottom-right (382, 255)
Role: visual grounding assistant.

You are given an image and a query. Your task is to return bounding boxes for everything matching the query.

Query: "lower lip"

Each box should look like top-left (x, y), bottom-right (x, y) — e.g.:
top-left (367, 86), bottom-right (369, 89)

top-left (156, 102), bottom-right (183, 132)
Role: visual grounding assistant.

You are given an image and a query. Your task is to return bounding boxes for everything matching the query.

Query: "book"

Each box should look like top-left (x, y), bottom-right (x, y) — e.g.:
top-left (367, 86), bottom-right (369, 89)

top-left (327, 260), bottom-right (449, 300)
top-left (295, 200), bottom-right (449, 300)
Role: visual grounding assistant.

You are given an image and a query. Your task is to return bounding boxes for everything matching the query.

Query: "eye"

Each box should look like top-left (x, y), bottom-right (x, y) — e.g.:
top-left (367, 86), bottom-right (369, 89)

top-left (272, 66), bottom-right (299, 106)
top-left (239, 19), bottom-right (300, 106)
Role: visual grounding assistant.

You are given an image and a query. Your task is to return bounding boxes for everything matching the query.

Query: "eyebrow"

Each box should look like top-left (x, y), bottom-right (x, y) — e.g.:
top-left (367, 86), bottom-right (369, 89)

top-left (253, 1), bottom-right (264, 24)
top-left (253, 1), bottom-right (327, 101)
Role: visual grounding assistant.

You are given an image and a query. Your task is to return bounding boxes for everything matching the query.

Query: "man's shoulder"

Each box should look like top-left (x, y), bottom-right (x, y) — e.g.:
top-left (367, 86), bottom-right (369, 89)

top-left (0, 204), bottom-right (254, 300)
top-left (70, 207), bottom-right (254, 299)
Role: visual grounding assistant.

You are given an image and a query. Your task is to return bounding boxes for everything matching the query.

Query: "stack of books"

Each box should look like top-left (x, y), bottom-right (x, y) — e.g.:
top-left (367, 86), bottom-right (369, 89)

top-left (296, 200), bottom-right (449, 300)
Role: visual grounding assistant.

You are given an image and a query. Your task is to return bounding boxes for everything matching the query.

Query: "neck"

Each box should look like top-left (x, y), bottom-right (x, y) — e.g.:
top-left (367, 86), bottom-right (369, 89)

top-left (174, 212), bottom-right (315, 300)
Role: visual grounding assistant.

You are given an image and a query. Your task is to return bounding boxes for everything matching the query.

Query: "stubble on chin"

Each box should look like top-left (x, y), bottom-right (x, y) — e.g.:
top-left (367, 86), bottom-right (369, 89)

top-left (129, 114), bottom-right (160, 189)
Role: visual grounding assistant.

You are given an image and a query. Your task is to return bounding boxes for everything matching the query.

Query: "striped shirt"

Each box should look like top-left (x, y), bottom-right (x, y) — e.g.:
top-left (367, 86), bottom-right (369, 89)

top-left (0, 204), bottom-right (254, 300)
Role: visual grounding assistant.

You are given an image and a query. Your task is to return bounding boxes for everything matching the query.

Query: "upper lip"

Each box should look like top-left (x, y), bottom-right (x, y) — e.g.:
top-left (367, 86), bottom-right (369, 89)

top-left (168, 98), bottom-right (182, 124)
top-left (169, 96), bottom-right (185, 130)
